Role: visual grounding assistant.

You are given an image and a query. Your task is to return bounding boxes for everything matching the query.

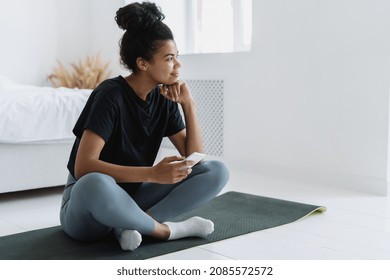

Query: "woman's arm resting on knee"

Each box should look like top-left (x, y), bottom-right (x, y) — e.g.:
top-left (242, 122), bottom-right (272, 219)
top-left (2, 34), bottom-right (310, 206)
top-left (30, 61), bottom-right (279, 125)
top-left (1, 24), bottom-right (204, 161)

top-left (75, 129), bottom-right (191, 184)
top-left (74, 129), bottom-right (150, 182)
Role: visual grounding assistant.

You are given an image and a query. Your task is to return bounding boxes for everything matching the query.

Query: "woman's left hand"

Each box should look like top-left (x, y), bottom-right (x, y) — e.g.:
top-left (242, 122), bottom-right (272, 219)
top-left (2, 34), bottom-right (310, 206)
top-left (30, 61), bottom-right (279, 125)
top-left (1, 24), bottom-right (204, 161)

top-left (160, 80), bottom-right (192, 105)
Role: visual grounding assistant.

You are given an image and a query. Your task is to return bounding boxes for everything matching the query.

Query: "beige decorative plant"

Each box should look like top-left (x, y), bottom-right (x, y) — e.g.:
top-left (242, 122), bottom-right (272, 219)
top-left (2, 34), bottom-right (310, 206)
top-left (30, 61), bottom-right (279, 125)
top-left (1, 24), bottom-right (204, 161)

top-left (48, 53), bottom-right (111, 89)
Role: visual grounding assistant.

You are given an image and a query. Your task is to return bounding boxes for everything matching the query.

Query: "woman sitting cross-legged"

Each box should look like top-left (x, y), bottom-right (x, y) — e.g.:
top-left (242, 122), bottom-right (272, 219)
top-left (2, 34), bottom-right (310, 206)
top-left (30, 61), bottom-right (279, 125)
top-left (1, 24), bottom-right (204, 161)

top-left (59, 1), bottom-right (229, 251)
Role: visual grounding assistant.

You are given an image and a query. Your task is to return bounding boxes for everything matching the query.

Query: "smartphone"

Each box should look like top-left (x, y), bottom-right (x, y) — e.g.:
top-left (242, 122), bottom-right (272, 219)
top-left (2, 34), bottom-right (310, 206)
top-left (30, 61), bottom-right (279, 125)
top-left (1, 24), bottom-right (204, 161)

top-left (179, 152), bottom-right (205, 170)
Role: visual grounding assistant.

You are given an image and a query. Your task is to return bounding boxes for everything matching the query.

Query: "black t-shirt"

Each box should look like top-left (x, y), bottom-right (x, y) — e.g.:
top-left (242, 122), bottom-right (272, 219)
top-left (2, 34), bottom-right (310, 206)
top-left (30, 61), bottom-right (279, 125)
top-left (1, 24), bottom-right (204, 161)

top-left (67, 76), bottom-right (185, 185)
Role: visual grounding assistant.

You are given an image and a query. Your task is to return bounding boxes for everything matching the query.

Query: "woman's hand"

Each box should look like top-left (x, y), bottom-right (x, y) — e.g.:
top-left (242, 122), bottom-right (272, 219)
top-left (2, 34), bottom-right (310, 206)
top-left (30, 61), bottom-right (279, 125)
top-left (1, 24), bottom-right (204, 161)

top-left (151, 156), bottom-right (194, 184)
top-left (159, 80), bottom-right (193, 105)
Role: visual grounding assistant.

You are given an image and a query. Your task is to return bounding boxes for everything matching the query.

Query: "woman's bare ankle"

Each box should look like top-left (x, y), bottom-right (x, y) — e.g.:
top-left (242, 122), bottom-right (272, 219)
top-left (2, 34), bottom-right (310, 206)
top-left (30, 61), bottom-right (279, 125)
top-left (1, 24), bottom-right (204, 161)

top-left (151, 222), bottom-right (170, 240)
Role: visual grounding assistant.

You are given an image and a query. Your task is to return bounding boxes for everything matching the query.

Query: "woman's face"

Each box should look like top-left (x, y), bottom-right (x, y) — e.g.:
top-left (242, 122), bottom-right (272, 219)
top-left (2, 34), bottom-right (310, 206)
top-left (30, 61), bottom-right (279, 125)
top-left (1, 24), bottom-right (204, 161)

top-left (146, 40), bottom-right (181, 85)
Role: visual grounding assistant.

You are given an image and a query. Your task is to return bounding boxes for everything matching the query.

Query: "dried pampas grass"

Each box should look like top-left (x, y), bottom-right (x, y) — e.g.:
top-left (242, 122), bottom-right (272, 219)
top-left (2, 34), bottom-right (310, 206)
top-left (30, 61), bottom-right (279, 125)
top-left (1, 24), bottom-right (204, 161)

top-left (48, 54), bottom-right (111, 89)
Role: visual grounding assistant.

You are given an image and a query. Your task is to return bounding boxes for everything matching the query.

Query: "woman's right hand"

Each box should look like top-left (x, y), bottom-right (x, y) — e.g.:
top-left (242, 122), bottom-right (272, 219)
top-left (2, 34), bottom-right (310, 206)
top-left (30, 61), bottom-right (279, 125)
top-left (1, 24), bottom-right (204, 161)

top-left (151, 156), bottom-right (193, 184)
top-left (159, 80), bottom-right (193, 106)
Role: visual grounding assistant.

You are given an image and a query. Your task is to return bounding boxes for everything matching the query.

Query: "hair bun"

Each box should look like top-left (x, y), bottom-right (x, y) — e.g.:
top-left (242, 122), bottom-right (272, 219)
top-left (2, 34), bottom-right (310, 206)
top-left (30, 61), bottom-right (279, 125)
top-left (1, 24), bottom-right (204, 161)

top-left (115, 2), bottom-right (165, 32)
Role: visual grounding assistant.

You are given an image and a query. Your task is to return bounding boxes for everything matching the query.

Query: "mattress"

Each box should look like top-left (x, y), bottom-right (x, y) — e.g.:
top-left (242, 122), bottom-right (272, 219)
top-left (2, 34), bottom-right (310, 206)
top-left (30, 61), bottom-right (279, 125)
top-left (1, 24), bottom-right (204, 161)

top-left (0, 80), bottom-right (91, 143)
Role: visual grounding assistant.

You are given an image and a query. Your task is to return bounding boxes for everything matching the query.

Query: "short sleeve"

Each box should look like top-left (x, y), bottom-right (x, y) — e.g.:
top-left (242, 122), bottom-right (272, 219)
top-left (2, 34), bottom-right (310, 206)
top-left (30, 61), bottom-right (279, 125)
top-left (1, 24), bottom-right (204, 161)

top-left (73, 88), bottom-right (118, 142)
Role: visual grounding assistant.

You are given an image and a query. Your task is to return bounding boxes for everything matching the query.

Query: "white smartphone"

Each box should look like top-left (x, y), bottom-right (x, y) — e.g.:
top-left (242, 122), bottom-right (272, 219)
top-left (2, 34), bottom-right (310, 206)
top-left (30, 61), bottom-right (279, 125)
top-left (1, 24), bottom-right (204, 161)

top-left (179, 152), bottom-right (205, 170)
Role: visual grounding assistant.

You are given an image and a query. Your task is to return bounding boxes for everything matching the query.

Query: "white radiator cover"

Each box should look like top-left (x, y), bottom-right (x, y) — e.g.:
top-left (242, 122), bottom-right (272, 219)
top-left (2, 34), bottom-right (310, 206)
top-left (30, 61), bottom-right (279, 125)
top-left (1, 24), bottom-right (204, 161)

top-left (161, 80), bottom-right (224, 157)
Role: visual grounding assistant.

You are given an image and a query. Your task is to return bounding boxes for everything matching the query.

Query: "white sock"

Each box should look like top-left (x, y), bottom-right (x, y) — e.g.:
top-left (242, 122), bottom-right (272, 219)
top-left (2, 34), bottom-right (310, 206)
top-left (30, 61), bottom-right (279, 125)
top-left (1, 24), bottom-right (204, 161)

top-left (114, 228), bottom-right (142, 251)
top-left (164, 216), bottom-right (214, 240)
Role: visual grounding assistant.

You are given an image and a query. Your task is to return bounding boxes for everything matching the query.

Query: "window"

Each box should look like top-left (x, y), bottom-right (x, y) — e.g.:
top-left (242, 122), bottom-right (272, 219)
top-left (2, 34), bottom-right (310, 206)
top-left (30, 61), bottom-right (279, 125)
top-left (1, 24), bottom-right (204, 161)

top-left (127, 0), bottom-right (252, 54)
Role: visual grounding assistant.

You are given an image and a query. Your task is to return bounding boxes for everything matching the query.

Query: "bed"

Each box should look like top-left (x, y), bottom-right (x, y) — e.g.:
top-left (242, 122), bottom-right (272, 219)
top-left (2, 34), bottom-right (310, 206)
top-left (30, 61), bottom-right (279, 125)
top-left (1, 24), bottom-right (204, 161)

top-left (0, 76), bottom-right (91, 193)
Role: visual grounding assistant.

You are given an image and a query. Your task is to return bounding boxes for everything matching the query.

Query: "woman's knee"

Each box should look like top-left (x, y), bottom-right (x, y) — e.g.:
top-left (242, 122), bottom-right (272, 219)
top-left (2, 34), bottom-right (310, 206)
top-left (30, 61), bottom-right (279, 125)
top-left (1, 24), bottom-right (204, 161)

top-left (202, 160), bottom-right (230, 190)
top-left (71, 172), bottom-right (116, 199)
top-left (79, 172), bottom-right (115, 185)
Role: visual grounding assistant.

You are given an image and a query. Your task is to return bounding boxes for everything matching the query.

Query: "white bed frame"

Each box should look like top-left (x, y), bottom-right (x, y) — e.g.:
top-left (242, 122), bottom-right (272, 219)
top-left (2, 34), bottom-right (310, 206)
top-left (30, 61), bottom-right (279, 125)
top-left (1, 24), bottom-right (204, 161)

top-left (0, 142), bottom-right (73, 193)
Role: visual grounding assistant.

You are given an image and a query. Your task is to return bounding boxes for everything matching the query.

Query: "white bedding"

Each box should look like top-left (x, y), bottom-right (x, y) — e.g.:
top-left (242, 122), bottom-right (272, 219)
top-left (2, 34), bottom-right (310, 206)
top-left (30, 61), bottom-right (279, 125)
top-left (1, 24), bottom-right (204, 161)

top-left (0, 83), bottom-right (91, 143)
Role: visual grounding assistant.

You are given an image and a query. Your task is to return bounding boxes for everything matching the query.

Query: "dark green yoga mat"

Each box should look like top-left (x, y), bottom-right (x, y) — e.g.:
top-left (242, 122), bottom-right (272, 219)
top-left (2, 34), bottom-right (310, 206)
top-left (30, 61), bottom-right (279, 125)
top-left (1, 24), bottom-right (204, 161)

top-left (0, 191), bottom-right (326, 260)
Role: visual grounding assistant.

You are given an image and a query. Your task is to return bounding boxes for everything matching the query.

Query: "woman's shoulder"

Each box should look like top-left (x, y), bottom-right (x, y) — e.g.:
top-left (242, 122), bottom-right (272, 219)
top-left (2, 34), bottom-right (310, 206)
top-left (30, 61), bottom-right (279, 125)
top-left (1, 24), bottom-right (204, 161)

top-left (96, 76), bottom-right (124, 92)
top-left (92, 76), bottom-right (126, 99)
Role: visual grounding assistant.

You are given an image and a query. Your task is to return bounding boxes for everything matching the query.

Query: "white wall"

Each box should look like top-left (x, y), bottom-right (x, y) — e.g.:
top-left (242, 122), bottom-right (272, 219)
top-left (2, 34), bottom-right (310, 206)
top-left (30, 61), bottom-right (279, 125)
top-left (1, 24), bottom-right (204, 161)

top-left (0, 0), bottom-right (58, 85)
top-left (1, 0), bottom-right (390, 194)
top-left (0, 0), bottom-right (124, 85)
top-left (88, 0), bottom-right (126, 76)
top-left (178, 0), bottom-right (390, 195)
top-left (55, 0), bottom-right (93, 67)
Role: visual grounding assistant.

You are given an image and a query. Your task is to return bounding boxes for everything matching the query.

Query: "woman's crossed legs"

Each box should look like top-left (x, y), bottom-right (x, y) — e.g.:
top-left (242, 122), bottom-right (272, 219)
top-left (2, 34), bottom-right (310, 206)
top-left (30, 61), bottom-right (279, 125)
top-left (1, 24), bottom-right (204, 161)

top-left (60, 160), bottom-right (229, 250)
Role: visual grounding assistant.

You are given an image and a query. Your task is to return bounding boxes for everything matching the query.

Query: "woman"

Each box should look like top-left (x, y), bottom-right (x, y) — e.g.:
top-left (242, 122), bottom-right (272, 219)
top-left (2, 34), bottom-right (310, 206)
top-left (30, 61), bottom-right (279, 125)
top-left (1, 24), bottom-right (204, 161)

top-left (60, 1), bottom-right (229, 251)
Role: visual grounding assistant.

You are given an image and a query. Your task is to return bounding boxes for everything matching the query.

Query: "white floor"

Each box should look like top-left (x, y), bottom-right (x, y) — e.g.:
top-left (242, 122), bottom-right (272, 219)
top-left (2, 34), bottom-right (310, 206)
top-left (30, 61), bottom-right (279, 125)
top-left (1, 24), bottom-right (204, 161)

top-left (1, 169), bottom-right (390, 260)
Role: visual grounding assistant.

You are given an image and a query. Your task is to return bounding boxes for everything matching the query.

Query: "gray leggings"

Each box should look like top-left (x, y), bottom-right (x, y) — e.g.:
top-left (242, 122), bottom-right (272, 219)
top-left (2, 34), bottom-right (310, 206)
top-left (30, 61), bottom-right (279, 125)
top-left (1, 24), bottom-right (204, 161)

top-left (60, 160), bottom-right (229, 241)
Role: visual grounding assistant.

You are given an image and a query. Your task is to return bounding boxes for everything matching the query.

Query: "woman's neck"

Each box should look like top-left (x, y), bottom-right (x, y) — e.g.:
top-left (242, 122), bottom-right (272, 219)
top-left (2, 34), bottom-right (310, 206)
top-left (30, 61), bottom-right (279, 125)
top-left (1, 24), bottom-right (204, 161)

top-left (125, 73), bottom-right (157, 101)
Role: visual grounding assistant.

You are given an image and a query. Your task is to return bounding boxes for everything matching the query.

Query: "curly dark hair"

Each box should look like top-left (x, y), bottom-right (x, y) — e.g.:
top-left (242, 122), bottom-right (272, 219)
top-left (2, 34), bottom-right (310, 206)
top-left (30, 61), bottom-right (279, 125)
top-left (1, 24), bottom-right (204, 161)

top-left (115, 2), bottom-right (174, 73)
